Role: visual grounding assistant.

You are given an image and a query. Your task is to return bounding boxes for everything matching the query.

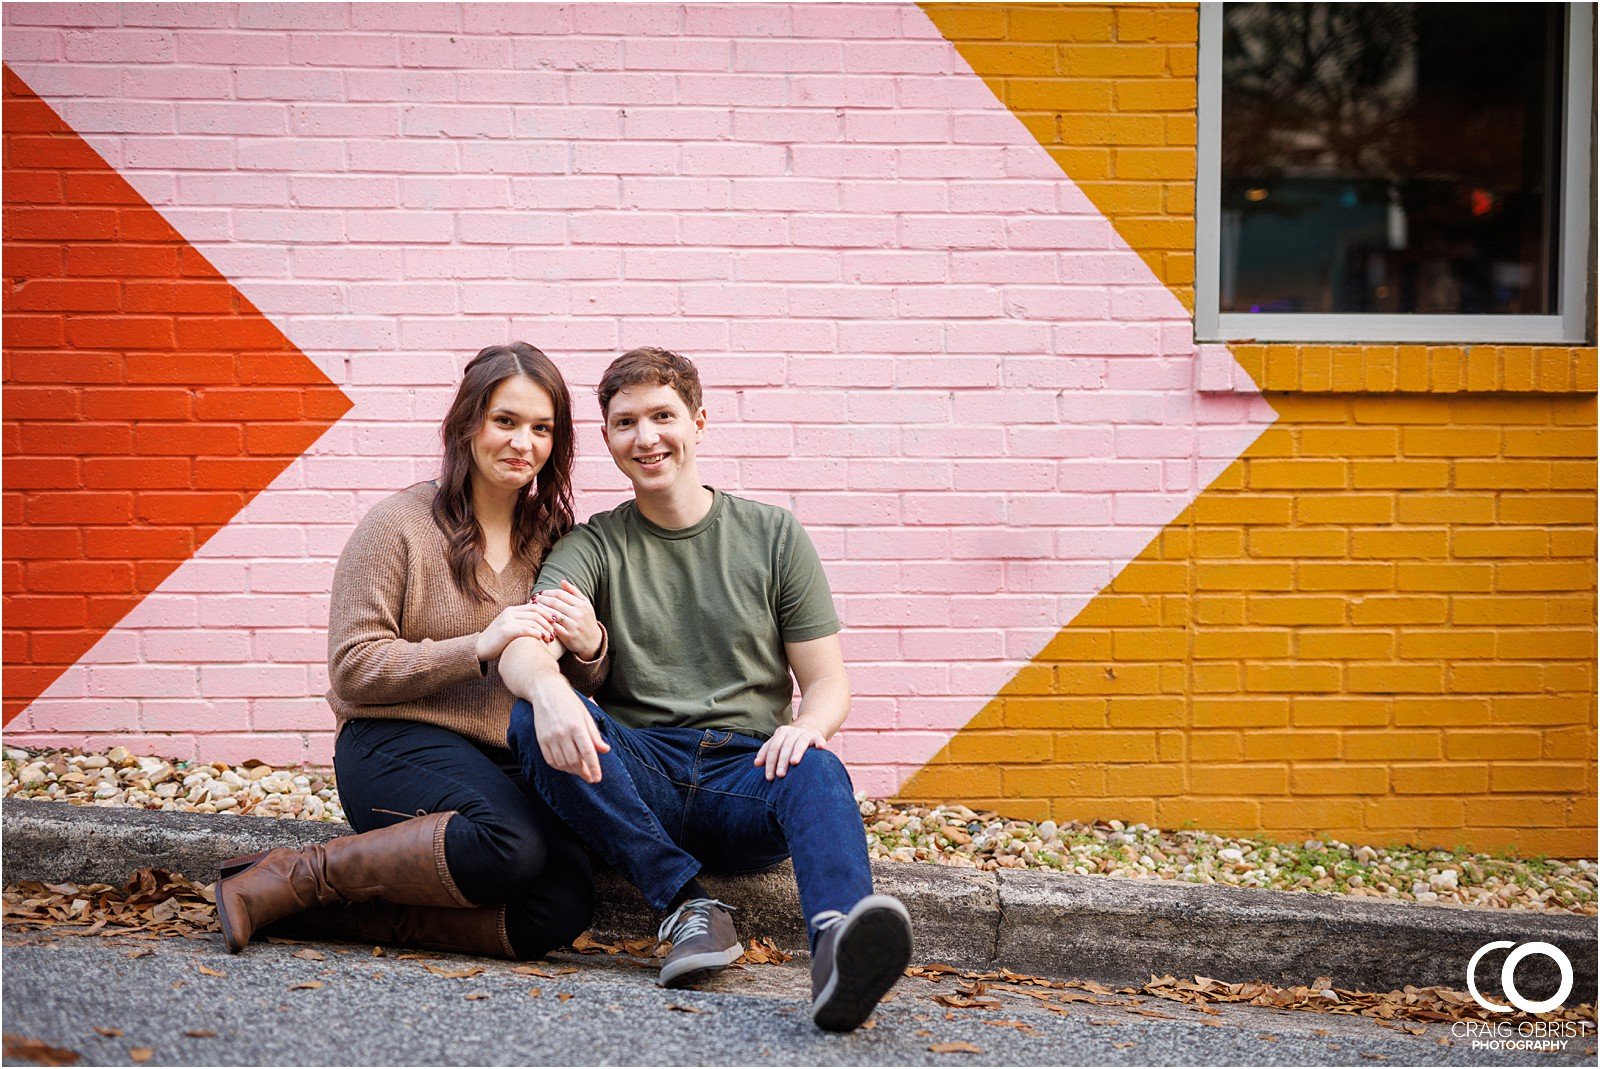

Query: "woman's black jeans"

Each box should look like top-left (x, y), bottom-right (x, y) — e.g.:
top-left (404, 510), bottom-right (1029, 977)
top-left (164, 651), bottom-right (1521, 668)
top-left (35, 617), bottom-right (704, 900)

top-left (333, 717), bottom-right (594, 959)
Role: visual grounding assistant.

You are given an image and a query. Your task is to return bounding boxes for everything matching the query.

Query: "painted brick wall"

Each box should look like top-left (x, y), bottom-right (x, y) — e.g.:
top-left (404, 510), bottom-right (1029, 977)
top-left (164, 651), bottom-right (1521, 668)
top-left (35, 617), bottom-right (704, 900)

top-left (1, 3), bottom-right (1271, 791)
top-left (906, 3), bottom-right (1597, 856)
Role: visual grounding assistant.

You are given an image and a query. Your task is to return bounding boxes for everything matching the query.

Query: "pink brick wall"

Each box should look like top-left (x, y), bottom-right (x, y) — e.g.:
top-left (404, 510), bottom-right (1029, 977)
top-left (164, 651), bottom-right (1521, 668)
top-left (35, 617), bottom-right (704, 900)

top-left (3, 3), bottom-right (1269, 791)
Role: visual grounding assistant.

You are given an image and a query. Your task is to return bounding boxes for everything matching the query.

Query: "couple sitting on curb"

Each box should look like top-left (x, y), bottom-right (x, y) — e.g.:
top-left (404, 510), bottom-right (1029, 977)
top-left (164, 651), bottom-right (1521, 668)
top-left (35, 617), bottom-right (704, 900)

top-left (213, 345), bottom-right (912, 1032)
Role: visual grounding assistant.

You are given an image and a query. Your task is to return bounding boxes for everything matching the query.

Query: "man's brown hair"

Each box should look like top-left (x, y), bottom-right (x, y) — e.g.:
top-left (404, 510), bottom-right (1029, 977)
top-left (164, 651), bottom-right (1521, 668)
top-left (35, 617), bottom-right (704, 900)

top-left (597, 346), bottom-right (703, 417)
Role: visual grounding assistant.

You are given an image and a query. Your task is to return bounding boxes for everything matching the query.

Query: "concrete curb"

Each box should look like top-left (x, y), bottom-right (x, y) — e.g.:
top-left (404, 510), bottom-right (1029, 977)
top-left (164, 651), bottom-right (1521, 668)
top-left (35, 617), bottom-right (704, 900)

top-left (4, 798), bottom-right (1593, 1001)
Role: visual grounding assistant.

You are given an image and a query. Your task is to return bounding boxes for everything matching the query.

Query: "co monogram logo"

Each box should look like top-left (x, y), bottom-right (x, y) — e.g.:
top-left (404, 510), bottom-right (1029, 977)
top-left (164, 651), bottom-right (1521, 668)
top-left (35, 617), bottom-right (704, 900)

top-left (1466, 941), bottom-right (1574, 1015)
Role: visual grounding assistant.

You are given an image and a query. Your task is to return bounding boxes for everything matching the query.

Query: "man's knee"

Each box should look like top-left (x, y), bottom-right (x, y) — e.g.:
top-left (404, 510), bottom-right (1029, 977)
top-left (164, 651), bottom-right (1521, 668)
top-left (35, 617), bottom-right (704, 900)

top-left (778, 747), bottom-right (854, 797)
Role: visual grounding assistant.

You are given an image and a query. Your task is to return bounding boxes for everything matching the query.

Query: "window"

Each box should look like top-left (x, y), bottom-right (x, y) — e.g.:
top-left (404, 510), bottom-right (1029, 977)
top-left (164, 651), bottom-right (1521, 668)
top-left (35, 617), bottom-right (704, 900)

top-left (1196, 3), bottom-right (1594, 343)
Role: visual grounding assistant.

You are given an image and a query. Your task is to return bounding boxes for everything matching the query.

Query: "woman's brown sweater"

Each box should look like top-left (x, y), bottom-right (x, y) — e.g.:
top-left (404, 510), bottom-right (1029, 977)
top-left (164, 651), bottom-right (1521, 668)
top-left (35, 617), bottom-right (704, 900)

top-left (326, 482), bottom-right (607, 751)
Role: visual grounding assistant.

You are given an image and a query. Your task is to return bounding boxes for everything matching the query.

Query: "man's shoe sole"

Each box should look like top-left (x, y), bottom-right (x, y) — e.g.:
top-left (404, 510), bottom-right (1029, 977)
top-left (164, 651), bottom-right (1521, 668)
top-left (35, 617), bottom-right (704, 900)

top-left (658, 942), bottom-right (744, 989)
top-left (811, 896), bottom-right (913, 1033)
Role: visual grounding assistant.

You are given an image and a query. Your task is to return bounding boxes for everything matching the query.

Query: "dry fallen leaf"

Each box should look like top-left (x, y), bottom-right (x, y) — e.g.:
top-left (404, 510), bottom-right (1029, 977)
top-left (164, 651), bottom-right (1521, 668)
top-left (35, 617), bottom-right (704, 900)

top-left (129, 1048), bottom-right (153, 1063)
top-left (464, 993), bottom-right (489, 1001)
top-left (514, 965), bottom-right (555, 978)
top-left (182, 1029), bottom-right (216, 1039)
top-left (291, 949), bottom-right (326, 961)
top-left (372, 946), bottom-right (385, 957)
top-left (288, 981), bottom-right (323, 991)
top-left (667, 1004), bottom-right (705, 1014)
top-left (3, 1034), bottom-right (81, 1066)
top-left (92, 1028), bottom-right (123, 1038)
top-left (1112, 1042), bottom-right (1137, 1050)
top-left (527, 988), bottom-right (542, 999)
top-left (423, 965), bottom-right (484, 979)
top-left (197, 965), bottom-right (226, 978)
top-left (1087, 1019), bottom-right (1120, 1027)
top-left (124, 949), bottom-right (153, 960)
top-left (557, 993), bottom-right (573, 1003)
top-left (928, 1041), bottom-right (982, 1054)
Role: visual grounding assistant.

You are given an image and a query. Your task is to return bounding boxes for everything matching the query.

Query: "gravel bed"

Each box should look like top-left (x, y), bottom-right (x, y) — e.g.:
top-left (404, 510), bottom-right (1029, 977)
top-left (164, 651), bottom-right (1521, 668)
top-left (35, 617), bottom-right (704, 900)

top-left (4, 746), bottom-right (1593, 916)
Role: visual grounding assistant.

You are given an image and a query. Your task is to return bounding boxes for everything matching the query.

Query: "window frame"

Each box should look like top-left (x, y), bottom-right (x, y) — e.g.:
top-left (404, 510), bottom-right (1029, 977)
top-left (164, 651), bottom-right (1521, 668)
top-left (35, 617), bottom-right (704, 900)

top-left (1195, 2), bottom-right (1595, 344)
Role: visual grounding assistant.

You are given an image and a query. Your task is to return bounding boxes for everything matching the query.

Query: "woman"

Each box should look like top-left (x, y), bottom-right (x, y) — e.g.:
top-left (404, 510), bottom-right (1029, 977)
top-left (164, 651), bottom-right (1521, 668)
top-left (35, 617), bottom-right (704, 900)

top-left (214, 343), bottom-right (608, 961)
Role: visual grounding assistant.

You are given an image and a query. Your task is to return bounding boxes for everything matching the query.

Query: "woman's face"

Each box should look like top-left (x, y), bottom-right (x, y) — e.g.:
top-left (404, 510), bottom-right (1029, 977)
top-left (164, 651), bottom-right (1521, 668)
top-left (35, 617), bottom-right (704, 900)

top-left (470, 374), bottom-right (556, 499)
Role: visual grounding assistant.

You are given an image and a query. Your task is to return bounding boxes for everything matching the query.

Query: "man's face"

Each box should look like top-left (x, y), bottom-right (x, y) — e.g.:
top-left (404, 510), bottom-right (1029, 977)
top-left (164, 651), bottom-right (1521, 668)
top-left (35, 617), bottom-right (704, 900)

top-left (600, 382), bottom-right (706, 498)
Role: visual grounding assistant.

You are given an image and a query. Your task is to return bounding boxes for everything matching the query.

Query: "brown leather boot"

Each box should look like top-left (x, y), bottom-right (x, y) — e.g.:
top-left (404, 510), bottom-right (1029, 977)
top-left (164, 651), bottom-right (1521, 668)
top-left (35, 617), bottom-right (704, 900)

top-left (258, 900), bottom-right (517, 959)
top-left (215, 811), bottom-right (473, 953)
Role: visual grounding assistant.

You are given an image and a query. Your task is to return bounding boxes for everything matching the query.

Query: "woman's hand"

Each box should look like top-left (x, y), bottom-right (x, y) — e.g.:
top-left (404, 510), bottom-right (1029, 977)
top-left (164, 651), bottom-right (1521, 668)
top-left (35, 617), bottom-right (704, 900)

top-left (533, 580), bottom-right (603, 660)
top-left (753, 723), bottom-right (828, 781)
top-left (475, 604), bottom-right (555, 663)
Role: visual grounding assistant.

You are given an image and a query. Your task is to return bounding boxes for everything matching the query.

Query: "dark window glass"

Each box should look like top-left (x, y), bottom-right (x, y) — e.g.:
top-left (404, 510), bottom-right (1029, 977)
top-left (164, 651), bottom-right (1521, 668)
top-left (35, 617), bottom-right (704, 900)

top-left (1220, 3), bottom-right (1564, 315)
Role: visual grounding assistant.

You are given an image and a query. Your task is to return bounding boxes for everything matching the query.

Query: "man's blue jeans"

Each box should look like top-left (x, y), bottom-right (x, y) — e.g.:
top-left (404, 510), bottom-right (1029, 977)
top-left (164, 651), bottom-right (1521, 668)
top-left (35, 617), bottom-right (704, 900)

top-left (508, 695), bottom-right (873, 945)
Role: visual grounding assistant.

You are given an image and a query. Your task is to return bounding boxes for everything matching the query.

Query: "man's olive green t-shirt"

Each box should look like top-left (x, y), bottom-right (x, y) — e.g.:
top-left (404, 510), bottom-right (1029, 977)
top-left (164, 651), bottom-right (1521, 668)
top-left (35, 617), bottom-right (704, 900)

top-left (533, 489), bottom-right (841, 739)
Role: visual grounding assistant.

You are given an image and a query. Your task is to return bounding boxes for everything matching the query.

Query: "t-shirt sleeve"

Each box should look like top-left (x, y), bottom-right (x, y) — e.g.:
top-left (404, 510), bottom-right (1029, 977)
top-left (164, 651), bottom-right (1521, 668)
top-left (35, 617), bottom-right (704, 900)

top-left (775, 513), bottom-right (841, 643)
top-left (534, 525), bottom-right (607, 604)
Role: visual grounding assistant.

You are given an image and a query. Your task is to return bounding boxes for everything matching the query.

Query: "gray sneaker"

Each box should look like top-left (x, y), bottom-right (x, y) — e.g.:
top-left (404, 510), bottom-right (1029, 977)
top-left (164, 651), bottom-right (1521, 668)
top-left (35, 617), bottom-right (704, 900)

top-left (809, 894), bottom-right (913, 1032)
top-left (657, 898), bottom-right (742, 989)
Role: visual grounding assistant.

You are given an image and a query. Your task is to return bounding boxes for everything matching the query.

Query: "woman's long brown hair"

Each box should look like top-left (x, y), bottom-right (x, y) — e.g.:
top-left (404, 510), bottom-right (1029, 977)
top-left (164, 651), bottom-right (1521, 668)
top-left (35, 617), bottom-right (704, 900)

top-left (432, 342), bottom-right (576, 603)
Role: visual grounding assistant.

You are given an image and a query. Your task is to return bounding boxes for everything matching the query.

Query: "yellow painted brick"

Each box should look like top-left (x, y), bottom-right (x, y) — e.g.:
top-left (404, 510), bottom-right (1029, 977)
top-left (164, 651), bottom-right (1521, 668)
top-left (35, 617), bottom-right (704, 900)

top-left (1541, 725), bottom-right (1595, 760)
top-left (1077, 180), bottom-right (1163, 213)
top-left (1490, 764), bottom-right (1589, 793)
top-left (1350, 396), bottom-right (1450, 425)
top-left (1242, 732), bottom-right (1341, 760)
top-left (1195, 562), bottom-right (1292, 591)
top-left (1116, 216), bottom-right (1191, 248)
top-left (1259, 799), bottom-right (1366, 832)
top-left (1391, 697), bottom-right (1490, 726)
top-left (1054, 663), bottom-right (1162, 695)
top-left (1055, 797), bottom-right (1159, 825)
top-left (1456, 461), bottom-right (1551, 490)
top-left (1166, 44), bottom-right (1197, 77)
top-left (1192, 495), bottom-right (1294, 525)
top-left (1451, 528), bottom-right (1549, 557)
top-left (1157, 799), bottom-right (1260, 829)
top-left (1049, 629), bottom-right (1112, 661)
top-left (1009, 6), bottom-right (1115, 42)
top-left (1489, 695), bottom-right (1592, 726)
top-left (1002, 697), bottom-right (1105, 729)
top-left (1247, 528), bottom-right (1346, 558)
top-left (1190, 732), bottom-right (1243, 761)
top-left (1297, 427), bottom-right (1400, 457)
top-left (1058, 43), bottom-right (1168, 76)
top-left (1549, 460), bottom-right (1596, 490)
top-left (1545, 597), bottom-right (1595, 625)
top-left (1463, 796), bottom-right (1568, 827)
top-left (1071, 593), bottom-right (1161, 628)
top-left (1292, 765), bottom-right (1388, 795)
top-left (1191, 698), bottom-right (1290, 727)
top-left (1115, 7), bottom-right (1197, 42)
top-left (1060, 113), bottom-right (1166, 145)
top-left (1296, 563), bottom-right (1392, 591)
top-left (1350, 596), bottom-right (1447, 625)
top-left (1106, 697), bottom-right (1186, 727)
top-left (1295, 493), bottom-right (1394, 524)
top-left (1191, 765), bottom-right (1288, 796)
top-left (1105, 763), bottom-right (1184, 796)
top-left (1549, 529), bottom-right (1597, 557)
top-left (1447, 395), bottom-right (1555, 423)
top-left (1265, 352), bottom-right (1299, 391)
top-left (901, 764), bottom-right (1003, 797)
top-left (946, 731), bottom-right (1054, 764)
top-left (1465, 347), bottom-right (1499, 391)
top-left (1002, 764), bottom-right (1106, 797)
top-left (1350, 460), bottom-right (1451, 489)
top-left (1164, 114), bottom-right (1196, 146)
top-left (1497, 562), bottom-right (1594, 592)
top-left (1157, 731), bottom-right (1184, 762)
top-left (1112, 78), bottom-right (1195, 110)
top-left (1297, 629), bottom-right (1393, 660)
top-left (1503, 429), bottom-right (1596, 458)
top-left (1342, 731), bottom-right (1441, 761)
top-left (1293, 698), bottom-right (1391, 726)
top-left (1497, 629), bottom-right (1595, 659)
top-left (1401, 427), bottom-right (1498, 457)
top-left (1350, 529), bottom-right (1449, 559)
top-left (1112, 146), bottom-right (1193, 180)
top-left (1394, 494), bottom-right (1494, 524)
top-left (1193, 629), bottom-right (1291, 659)
top-left (920, 4), bottom-right (1008, 39)
top-left (1445, 732), bottom-right (1543, 760)
top-left (1193, 594), bottom-right (1245, 625)
top-left (959, 43), bottom-right (1061, 75)
top-left (1397, 630), bottom-right (1495, 659)
top-left (1396, 563), bottom-right (1493, 592)
top-left (1346, 664), bottom-right (1444, 693)
top-left (1017, 112), bottom-right (1058, 144)
top-left (1449, 664), bottom-right (1543, 693)
top-left (1190, 663), bottom-right (1240, 692)
top-left (1506, 829), bottom-right (1600, 858)
top-left (1362, 797), bottom-right (1465, 828)
top-left (1498, 494), bottom-right (1594, 524)
top-left (1048, 145), bottom-right (1113, 178)
top-left (1450, 596), bottom-right (1548, 625)
top-left (1245, 664), bottom-right (1341, 694)
top-left (1005, 77), bottom-right (1116, 111)
top-left (1053, 729), bottom-right (1156, 763)
top-left (1247, 596), bottom-right (1347, 626)
top-left (1164, 248), bottom-right (1195, 281)
top-left (1005, 664), bottom-right (1057, 695)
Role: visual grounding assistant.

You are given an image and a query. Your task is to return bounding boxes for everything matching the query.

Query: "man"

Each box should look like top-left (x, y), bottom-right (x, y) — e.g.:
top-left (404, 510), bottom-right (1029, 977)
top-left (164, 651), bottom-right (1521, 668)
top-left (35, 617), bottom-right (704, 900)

top-left (499, 346), bottom-right (912, 1032)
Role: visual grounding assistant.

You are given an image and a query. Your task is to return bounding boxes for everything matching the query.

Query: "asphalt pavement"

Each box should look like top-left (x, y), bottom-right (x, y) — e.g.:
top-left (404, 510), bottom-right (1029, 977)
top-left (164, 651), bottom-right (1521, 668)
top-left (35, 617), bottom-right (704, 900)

top-left (3, 926), bottom-right (1592, 1067)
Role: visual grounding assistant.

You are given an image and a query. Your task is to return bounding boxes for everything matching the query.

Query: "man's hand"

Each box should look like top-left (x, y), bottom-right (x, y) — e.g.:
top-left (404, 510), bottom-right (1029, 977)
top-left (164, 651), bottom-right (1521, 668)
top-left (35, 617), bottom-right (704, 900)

top-left (532, 674), bottom-right (611, 783)
top-left (532, 580), bottom-right (603, 660)
top-left (753, 723), bottom-right (827, 781)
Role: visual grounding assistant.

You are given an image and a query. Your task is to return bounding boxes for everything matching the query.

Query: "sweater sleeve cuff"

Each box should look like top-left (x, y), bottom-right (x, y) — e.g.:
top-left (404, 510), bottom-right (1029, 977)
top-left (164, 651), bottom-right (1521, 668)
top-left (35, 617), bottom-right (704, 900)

top-left (429, 633), bottom-right (488, 686)
top-left (559, 623), bottom-right (609, 695)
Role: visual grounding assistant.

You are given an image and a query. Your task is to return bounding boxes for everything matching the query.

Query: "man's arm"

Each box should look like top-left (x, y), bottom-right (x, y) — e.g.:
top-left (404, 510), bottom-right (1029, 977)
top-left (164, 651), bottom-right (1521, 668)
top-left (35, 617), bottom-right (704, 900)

top-left (753, 634), bottom-right (850, 781)
top-left (500, 634), bottom-right (610, 783)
